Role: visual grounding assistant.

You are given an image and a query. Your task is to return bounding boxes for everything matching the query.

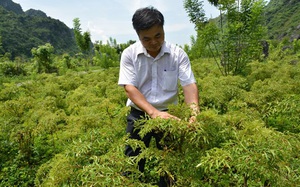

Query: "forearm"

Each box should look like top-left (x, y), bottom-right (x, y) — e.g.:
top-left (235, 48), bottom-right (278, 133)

top-left (124, 85), bottom-right (180, 120)
top-left (183, 83), bottom-right (200, 115)
top-left (124, 85), bottom-right (159, 117)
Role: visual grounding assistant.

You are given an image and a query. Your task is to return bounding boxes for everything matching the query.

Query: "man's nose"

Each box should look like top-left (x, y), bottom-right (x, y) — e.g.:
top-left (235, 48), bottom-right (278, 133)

top-left (150, 39), bottom-right (158, 45)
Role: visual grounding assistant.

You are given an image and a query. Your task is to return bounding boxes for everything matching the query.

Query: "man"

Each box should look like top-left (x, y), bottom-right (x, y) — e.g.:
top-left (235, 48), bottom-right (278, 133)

top-left (118, 6), bottom-right (199, 186)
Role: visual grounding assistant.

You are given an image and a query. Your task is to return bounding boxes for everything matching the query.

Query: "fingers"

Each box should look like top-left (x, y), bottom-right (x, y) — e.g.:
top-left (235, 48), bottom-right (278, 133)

top-left (152, 111), bottom-right (196, 123)
top-left (189, 116), bottom-right (196, 123)
top-left (152, 111), bottom-right (181, 121)
top-left (169, 114), bottom-right (181, 121)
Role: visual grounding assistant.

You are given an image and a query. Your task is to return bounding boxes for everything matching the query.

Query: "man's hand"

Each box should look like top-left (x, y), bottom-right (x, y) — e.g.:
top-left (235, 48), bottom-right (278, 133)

top-left (124, 85), bottom-right (180, 120)
top-left (189, 115), bottom-right (197, 123)
top-left (150, 111), bottom-right (181, 121)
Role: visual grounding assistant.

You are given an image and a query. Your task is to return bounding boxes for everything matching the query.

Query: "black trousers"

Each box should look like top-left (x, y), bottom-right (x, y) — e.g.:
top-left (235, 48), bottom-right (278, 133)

top-left (125, 107), bottom-right (169, 186)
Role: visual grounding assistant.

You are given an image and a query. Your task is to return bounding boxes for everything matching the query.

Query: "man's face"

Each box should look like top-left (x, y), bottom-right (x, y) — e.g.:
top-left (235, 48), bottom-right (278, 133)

top-left (138, 25), bottom-right (165, 57)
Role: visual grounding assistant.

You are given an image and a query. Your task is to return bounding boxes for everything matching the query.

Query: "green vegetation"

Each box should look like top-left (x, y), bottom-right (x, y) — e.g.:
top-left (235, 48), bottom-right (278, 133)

top-left (185, 0), bottom-right (267, 76)
top-left (0, 0), bottom-right (299, 186)
top-left (0, 42), bottom-right (299, 186)
top-left (264, 0), bottom-right (300, 41)
top-left (73, 18), bottom-right (92, 55)
top-left (0, 1), bottom-right (78, 59)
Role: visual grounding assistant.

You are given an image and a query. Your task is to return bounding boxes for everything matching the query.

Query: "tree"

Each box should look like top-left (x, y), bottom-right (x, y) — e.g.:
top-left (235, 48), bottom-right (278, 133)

top-left (31, 43), bottom-right (56, 73)
top-left (185, 0), bottom-right (267, 76)
top-left (93, 38), bottom-right (120, 68)
top-left (73, 18), bottom-right (92, 54)
top-left (184, 0), bottom-right (207, 30)
top-left (207, 0), bottom-right (219, 6)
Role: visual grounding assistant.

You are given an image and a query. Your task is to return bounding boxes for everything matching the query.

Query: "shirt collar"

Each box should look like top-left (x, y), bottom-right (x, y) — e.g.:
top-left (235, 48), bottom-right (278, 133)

top-left (137, 41), bottom-right (171, 57)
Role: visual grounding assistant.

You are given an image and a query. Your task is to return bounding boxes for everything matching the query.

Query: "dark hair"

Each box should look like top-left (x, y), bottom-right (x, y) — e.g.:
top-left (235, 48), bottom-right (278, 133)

top-left (132, 6), bottom-right (164, 33)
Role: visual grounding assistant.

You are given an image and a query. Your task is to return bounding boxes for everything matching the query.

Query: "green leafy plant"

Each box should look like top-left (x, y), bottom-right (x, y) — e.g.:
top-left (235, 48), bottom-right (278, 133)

top-left (31, 43), bottom-right (57, 73)
top-left (1, 39), bottom-right (300, 187)
top-left (93, 40), bottom-right (119, 68)
top-left (73, 18), bottom-right (91, 55)
top-left (0, 60), bottom-right (27, 76)
top-left (185, 0), bottom-right (267, 76)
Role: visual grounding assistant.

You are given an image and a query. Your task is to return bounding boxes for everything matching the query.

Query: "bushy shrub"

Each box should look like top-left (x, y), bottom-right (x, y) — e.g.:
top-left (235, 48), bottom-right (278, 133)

top-left (31, 43), bottom-right (57, 73)
top-left (197, 75), bottom-right (247, 113)
top-left (0, 61), bottom-right (27, 76)
top-left (263, 95), bottom-right (300, 133)
top-left (1, 52), bottom-right (300, 186)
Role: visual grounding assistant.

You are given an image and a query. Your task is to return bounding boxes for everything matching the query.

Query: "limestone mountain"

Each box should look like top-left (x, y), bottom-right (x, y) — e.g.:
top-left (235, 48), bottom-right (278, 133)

top-left (264, 0), bottom-right (300, 41)
top-left (0, 0), bottom-right (23, 14)
top-left (0, 0), bottom-right (78, 58)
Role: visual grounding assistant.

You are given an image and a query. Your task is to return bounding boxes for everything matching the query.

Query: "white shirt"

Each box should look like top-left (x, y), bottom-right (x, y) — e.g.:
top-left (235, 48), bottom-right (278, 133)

top-left (118, 41), bottom-right (196, 111)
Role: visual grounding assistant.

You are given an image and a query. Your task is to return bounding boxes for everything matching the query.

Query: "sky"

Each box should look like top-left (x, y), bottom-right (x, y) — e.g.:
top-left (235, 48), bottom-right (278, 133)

top-left (11, 0), bottom-right (220, 46)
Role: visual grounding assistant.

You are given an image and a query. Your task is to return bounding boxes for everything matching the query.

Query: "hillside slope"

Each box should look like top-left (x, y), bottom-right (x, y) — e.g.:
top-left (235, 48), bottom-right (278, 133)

top-left (265, 0), bottom-right (300, 41)
top-left (0, 0), bottom-right (78, 58)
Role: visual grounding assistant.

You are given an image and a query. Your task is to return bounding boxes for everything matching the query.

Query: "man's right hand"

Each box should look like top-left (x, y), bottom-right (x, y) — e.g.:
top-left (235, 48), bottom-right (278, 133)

top-left (150, 110), bottom-right (180, 121)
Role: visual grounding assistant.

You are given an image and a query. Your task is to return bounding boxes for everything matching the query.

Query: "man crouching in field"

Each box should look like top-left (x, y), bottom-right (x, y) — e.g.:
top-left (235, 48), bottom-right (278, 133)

top-left (118, 6), bottom-right (199, 186)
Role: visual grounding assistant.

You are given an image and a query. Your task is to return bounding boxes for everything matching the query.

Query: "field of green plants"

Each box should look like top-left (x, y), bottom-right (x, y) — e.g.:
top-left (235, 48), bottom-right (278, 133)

top-left (0, 41), bottom-right (299, 186)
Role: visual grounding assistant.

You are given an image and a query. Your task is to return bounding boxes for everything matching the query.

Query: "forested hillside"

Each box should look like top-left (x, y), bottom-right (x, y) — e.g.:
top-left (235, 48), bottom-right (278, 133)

top-left (0, 0), bottom-right (78, 58)
top-left (265, 0), bottom-right (300, 41)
